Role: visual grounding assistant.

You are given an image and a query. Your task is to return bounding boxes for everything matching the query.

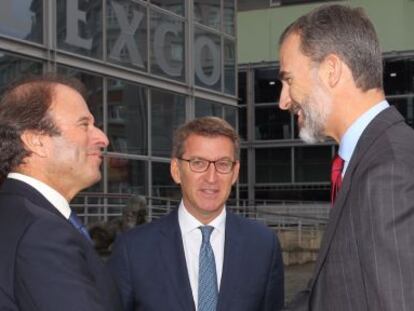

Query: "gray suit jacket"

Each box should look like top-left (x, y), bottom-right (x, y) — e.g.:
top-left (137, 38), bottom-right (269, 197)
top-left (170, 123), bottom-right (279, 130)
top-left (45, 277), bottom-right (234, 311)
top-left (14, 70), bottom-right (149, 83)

top-left (108, 208), bottom-right (284, 311)
top-left (288, 106), bottom-right (414, 311)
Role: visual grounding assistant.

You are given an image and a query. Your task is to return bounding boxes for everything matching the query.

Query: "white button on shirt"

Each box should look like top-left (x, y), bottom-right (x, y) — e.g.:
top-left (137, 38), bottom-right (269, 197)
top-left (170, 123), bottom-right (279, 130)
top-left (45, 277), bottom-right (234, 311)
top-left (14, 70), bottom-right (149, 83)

top-left (178, 201), bottom-right (226, 310)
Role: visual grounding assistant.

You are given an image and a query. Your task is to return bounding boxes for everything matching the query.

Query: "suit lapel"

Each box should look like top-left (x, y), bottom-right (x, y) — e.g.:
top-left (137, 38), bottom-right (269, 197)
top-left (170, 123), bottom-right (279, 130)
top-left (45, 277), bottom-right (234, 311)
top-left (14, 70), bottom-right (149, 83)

top-left (159, 210), bottom-right (195, 311)
top-left (310, 106), bottom-right (405, 289)
top-left (216, 212), bottom-right (243, 311)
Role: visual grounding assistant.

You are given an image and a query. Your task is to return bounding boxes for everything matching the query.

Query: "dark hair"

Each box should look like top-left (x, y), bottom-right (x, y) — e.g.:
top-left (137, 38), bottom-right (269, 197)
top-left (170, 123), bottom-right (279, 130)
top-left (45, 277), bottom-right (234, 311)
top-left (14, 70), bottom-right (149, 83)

top-left (172, 116), bottom-right (240, 160)
top-left (279, 4), bottom-right (383, 91)
top-left (0, 73), bottom-right (86, 184)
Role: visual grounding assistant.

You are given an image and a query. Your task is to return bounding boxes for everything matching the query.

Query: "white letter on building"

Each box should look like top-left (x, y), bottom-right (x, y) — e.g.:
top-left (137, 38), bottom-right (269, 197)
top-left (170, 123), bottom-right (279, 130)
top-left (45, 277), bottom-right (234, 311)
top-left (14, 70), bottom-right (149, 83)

top-left (65, 0), bottom-right (93, 50)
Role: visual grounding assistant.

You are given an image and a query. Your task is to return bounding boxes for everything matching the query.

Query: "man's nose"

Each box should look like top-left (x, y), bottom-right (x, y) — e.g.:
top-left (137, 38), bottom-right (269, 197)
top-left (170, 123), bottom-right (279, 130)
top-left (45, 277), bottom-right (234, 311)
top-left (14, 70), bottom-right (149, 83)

top-left (278, 86), bottom-right (291, 111)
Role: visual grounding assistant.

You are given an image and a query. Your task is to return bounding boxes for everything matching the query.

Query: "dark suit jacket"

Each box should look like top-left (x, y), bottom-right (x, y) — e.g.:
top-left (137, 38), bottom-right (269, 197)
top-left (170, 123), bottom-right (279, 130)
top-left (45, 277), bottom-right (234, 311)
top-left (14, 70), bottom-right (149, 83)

top-left (288, 106), bottom-right (414, 311)
top-left (108, 208), bottom-right (284, 311)
top-left (0, 178), bottom-right (122, 311)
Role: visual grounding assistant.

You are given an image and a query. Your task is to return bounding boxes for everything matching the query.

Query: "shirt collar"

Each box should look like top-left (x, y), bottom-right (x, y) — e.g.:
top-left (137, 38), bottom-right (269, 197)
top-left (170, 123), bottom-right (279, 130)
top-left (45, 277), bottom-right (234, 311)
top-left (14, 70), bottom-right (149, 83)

top-left (339, 100), bottom-right (389, 173)
top-left (7, 172), bottom-right (71, 219)
top-left (178, 200), bottom-right (226, 235)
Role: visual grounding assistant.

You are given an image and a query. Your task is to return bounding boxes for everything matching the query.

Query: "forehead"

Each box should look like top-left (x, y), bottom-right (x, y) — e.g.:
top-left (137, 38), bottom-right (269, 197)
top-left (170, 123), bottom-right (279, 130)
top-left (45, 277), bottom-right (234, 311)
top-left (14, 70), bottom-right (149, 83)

top-left (183, 134), bottom-right (235, 157)
top-left (49, 84), bottom-right (92, 122)
top-left (279, 32), bottom-right (311, 74)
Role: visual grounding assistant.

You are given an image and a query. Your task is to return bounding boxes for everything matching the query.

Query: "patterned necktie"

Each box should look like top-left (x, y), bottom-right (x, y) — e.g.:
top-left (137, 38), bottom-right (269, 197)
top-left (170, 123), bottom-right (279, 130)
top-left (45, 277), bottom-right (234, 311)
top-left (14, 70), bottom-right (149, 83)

top-left (198, 226), bottom-right (218, 311)
top-left (69, 212), bottom-right (93, 243)
top-left (331, 154), bottom-right (345, 205)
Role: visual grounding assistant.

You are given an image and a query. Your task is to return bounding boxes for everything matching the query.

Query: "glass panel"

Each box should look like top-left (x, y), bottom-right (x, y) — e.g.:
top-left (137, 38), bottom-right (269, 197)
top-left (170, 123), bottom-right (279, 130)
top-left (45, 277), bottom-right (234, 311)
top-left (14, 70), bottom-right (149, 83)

top-left (108, 158), bottom-right (147, 195)
top-left (150, 0), bottom-right (185, 16)
top-left (194, 28), bottom-right (221, 91)
top-left (57, 66), bottom-right (104, 130)
top-left (0, 52), bottom-right (42, 94)
top-left (107, 79), bottom-right (148, 155)
top-left (238, 71), bottom-right (246, 105)
top-left (256, 148), bottom-right (291, 183)
top-left (106, 0), bottom-right (147, 71)
top-left (151, 89), bottom-right (186, 157)
top-left (389, 97), bottom-right (414, 129)
top-left (224, 39), bottom-right (235, 95)
top-left (255, 68), bottom-right (281, 103)
top-left (57, 0), bottom-right (102, 59)
top-left (255, 106), bottom-right (291, 140)
top-left (195, 98), bottom-right (222, 117)
top-left (224, 105), bottom-right (237, 129)
top-left (0, 0), bottom-right (43, 43)
top-left (152, 162), bottom-right (181, 199)
top-left (150, 10), bottom-right (185, 81)
top-left (294, 146), bottom-right (331, 182)
top-left (223, 0), bottom-right (235, 35)
top-left (238, 106), bottom-right (247, 140)
top-left (384, 57), bottom-right (414, 95)
top-left (239, 148), bottom-right (247, 184)
top-left (194, 0), bottom-right (220, 30)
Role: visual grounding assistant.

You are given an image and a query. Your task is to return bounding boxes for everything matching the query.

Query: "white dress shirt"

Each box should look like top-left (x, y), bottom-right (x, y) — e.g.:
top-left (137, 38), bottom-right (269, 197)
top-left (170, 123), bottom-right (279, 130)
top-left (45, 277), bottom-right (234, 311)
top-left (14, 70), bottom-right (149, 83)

top-left (8, 172), bottom-right (71, 219)
top-left (178, 201), bottom-right (226, 310)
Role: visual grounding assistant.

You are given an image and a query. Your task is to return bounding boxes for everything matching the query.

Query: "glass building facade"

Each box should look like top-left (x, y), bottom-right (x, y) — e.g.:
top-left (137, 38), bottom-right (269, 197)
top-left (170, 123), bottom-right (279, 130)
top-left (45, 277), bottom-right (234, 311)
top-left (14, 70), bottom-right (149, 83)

top-left (239, 56), bottom-right (414, 204)
top-left (0, 0), bottom-right (237, 219)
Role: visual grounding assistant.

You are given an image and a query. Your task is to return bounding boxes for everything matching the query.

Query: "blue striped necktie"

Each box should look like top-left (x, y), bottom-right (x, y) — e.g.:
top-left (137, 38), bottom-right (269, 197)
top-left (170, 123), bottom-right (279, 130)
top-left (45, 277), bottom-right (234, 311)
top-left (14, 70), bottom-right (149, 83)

top-left (198, 225), bottom-right (218, 311)
top-left (68, 212), bottom-right (93, 243)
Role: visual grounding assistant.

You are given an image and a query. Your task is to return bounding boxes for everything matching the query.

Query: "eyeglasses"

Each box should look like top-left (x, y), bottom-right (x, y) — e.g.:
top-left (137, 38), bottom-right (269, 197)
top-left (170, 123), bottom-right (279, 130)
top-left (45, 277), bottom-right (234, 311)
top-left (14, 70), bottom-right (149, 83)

top-left (178, 157), bottom-right (236, 174)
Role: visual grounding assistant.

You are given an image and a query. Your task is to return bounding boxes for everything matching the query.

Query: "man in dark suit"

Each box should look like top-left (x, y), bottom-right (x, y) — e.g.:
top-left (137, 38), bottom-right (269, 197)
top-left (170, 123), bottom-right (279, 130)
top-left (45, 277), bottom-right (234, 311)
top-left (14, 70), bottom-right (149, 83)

top-left (0, 74), bottom-right (122, 310)
top-left (108, 116), bottom-right (284, 311)
top-left (278, 4), bottom-right (414, 310)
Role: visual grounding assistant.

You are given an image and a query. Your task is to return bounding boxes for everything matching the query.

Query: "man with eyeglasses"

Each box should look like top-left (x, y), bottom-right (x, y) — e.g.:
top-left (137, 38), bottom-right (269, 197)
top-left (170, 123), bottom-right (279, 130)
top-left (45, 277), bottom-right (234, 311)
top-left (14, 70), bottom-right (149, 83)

top-left (108, 116), bottom-right (284, 311)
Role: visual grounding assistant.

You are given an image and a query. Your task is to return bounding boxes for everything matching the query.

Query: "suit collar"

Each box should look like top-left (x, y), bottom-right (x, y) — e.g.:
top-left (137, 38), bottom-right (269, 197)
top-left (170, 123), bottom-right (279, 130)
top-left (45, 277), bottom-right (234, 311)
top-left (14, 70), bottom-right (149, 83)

top-left (0, 178), bottom-right (64, 219)
top-left (310, 106), bottom-right (405, 290)
top-left (159, 209), bottom-right (196, 310)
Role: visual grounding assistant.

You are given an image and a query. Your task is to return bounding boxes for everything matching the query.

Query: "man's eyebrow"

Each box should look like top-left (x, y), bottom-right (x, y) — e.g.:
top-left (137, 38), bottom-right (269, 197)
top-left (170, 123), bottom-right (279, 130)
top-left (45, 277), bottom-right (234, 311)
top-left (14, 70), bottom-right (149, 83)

top-left (76, 116), bottom-right (93, 124)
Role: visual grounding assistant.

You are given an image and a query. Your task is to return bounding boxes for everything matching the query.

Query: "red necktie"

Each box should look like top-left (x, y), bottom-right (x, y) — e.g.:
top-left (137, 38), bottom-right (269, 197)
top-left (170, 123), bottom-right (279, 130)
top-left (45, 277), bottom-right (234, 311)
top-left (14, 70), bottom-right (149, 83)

top-left (331, 154), bottom-right (344, 205)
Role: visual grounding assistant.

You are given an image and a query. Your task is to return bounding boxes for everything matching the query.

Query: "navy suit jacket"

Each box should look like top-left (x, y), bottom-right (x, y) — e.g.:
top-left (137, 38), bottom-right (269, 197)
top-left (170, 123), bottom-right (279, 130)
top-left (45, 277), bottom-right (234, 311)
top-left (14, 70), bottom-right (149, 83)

top-left (0, 178), bottom-right (122, 311)
top-left (287, 107), bottom-right (414, 310)
top-left (108, 208), bottom-right (284, 311)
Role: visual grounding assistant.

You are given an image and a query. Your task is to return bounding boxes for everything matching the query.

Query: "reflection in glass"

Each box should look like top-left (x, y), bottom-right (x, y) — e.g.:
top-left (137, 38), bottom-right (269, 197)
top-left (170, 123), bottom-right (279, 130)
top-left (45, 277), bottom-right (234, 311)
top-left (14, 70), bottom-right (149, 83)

top-left (194, 0), bottom-right (220, 30)
top-left (256, 148), bottom-right (291, 183)
top-left (255, 68), bottom-right (281, 103)
top-left (238, 71), bottom-right (247, 105)
top-left (151, 89), bottom-right (186, 157)
top-left (239, 148), bottom-right (247, 184)
top-left (255, 106), bottom-right (291, 140)
top-left (150, 0), bottom-right (185, 16)
top-left (150, 10), bottom-right (185, 81)
top-left (107, 0), bottom-right (147, 70)
top-left (384, 57), bottom-right (414, 95)
top-left (223, 0), bottom-right (235, 35)
top-left (194, 28), bottom-right (221, 91)
top-left (152, 162), bottom-right (181, 199)
top-left (238, 106), bottom-right (247, 140)
top-left (0, 0), bottom-right (43, 43)
top-left (108, 158), bottom-right (147, 195)
top-left (224, 39), bottom-right (235, 95)
top-left (294, 146), bottom-right (331, 182)
top-left (0, 52), bottom-right (42, 94)
top-left (107, 79), bottom-right (148, 155)
top-left (58, 66), bottom-right (104, 130)
top-left (195, 98), bottom-right (222, 117)
top-left (224, 105), bottom-right (237, 129)
top-left (57, 0), bottom-right (102, 59)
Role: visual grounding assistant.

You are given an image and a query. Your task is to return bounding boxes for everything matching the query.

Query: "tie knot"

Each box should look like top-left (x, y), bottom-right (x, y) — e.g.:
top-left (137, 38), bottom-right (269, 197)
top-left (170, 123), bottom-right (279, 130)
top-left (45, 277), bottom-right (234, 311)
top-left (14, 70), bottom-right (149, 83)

top-left (199, 226), bottom-right (214, 244)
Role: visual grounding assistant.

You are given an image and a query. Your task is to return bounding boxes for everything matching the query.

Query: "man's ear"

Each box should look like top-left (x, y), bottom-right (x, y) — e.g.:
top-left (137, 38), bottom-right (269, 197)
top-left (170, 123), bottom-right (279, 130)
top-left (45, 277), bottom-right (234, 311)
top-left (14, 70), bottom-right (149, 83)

top-left (170, 158), bottom-right (181, 184)
top-left (20, 130), bottom-right (47, 157)
top-left (321, 53), bottom-right (343, 88)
